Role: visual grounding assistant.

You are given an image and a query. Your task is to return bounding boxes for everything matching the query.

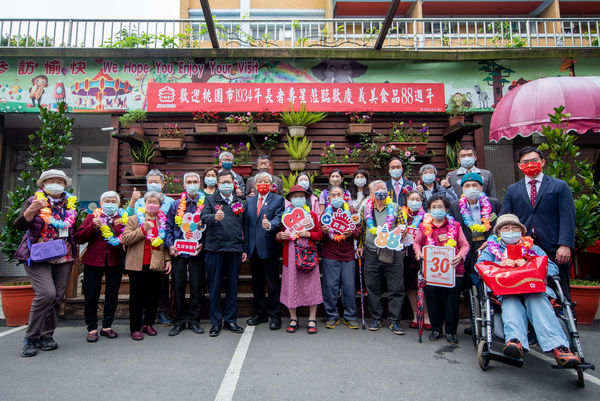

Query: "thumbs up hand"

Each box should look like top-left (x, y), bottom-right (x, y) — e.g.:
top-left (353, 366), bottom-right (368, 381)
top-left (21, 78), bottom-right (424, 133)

top-left (215, 205), bottom-right (225, 221)
top-left (262, 214), bottom-right (271, 230)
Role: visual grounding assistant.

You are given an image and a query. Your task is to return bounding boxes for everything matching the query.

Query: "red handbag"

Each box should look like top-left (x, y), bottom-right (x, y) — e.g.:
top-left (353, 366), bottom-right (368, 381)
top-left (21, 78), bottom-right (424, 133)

top-left (475, 255), bottom-right (548, 296)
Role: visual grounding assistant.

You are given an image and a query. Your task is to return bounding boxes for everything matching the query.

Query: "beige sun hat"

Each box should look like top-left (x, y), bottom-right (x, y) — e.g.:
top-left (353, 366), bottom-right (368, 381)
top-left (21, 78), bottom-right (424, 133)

top-left (493, 214), bottom-right (527, 236)
top-left (36, 169), bottom-right (72, 187)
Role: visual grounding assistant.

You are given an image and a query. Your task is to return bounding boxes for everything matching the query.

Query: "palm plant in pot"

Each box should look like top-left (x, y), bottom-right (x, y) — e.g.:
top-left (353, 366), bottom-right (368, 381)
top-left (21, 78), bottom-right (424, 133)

top-left (0, 280), bottom-right (35, 326)
top-left (130, 139), bottom-right (155, 176)
top-left (193, 111), bottom-right (219, 133)
top-left (284, 135), bottom-right (312, 172)
top-left (280, 103), bottom-right (327, 137)
top-left (118, 109), bottom-right (147, 136)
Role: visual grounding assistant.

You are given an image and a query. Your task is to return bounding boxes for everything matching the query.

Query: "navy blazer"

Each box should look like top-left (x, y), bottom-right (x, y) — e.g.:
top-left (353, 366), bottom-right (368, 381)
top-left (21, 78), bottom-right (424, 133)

top-left (244, 192), bottom-right (285, 259)
top-left (500, 174), bottom-right (575, 253)
top-left (386, 178), bottom-right (416, 206)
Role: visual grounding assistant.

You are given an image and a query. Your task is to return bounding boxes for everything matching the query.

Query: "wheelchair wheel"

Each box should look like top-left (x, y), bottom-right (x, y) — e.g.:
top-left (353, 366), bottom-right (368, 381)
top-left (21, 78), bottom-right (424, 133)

top-left (477, 340), bottom-right (490, 371)
top-left (576, 368), bottom-right (585, 387)
top-left (469, 287), bottom-right (481, 348)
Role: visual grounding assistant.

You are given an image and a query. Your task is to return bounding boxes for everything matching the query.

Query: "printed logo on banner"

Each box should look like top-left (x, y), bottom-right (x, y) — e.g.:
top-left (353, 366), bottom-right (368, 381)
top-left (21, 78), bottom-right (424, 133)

top-left (374, 225), bottom-right (405, 251)
top-left (158, 86), bottom-right (176, 103)
top-left (174, 212), bottom-right (205, 255)
top-left (423, 245), bottom-right (456, 288)
top-left (282, 207), bottom-right (314, 238)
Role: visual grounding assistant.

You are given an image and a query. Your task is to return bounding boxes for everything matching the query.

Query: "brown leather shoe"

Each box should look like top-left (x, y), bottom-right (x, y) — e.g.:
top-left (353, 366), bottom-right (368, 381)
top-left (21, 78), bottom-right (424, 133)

top-left (142, 325), bottom-right (157, 336)
top-left (130, 331), bottom-right (144, 341)
top-left (553, 346), bottom-right (581, 368)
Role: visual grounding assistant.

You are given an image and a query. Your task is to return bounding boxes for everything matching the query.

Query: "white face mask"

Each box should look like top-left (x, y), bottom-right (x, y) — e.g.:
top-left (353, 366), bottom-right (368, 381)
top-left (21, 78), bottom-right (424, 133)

top-left (354, 177), bottom-right (366, 187)
top-left (44, 183), bottom-right (65, 195)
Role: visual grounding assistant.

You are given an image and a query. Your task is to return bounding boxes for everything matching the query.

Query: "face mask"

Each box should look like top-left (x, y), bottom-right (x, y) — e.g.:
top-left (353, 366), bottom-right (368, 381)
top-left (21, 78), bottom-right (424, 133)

top-left (297, 180), bottom-right (310, 190)
top-left (219, 183), bottom-right (234, 195)
top-left (500, 231), bottom-right (522, 245)
top-left (389, 169), bottom-right (403, 179)
top-left (256, 183), bottom-right (270, 196)
top-left (460, 156), bottom-right (475, 168)
top-left (185, 184), bottom-right (200, 196)
top-left (422, 174), bottom-right (436, 185)
top-left (464, 188), bottom-right (481, 201)
top-left (146, 204), bottom-right (160, 214)
top-left (374, 190), bottom-right (387, 200)
top-left (101, 203), bottom-right (118, 216)
top-left (519, 161), bottom-right (542, 177)
top-left (222, 161), bottom-right (233, 170)
top-left (407, 200), bottom-right (422, 212)
top-left (330, 198), bottom-right (344, 209)
top-left (354, 177), bottom-right (366, 187)
top-left (291, 197), bottom-right (306, 208)
top-left (330, 177), bottom-right (342, 186)
top-left (205, 177), bottom-right (217, 187)
top-left (430, 209), bottom-right (446, 220)
top-left (147, 183), bottom-right (162, 193)
top-left (44, 183), bottom-right (64, 195)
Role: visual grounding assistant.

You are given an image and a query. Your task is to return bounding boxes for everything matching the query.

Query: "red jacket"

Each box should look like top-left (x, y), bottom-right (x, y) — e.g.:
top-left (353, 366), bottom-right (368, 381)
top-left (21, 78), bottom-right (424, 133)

top-left (75, 213), bottom-right (125, 267)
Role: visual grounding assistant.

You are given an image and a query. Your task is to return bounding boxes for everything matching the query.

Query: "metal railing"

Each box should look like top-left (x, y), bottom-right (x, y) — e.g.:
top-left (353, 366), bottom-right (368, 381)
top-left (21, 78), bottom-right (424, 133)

top-left (0, 18), bottom-right (599, 49)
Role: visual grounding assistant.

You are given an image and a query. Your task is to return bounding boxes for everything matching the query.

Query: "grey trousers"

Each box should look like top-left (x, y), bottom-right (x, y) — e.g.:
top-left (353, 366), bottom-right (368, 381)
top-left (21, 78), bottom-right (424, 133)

top-left (25, 261), bottom-right (73, 339)
top-left (363, 247), bottom-right (405, 322)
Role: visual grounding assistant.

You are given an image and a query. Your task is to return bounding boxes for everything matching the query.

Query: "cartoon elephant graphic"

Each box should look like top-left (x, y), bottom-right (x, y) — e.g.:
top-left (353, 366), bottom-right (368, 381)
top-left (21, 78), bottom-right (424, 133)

top-left (311, 60), bottom-right (368, 83)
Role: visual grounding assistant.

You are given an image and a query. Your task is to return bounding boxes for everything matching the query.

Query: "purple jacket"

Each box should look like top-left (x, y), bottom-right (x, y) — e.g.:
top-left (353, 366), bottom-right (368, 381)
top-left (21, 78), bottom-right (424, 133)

top-left (14, 195), bottom-right (79, 263)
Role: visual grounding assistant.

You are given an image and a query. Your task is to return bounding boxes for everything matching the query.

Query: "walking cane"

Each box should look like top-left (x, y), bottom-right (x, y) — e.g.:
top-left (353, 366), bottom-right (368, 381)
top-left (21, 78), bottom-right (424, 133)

top-left (358, 258), bottom-right (366, 330)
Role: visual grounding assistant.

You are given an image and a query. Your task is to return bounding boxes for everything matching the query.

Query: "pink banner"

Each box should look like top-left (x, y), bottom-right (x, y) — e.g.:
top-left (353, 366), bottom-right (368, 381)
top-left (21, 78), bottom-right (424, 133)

top-left (147, 83), bottom-right (445, 112)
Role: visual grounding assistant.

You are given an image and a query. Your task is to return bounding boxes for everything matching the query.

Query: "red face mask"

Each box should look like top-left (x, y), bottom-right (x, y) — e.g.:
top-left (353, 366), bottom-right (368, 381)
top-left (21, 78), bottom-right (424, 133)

top-left (256, 183), bottom-right (270, 196)
top-left (519, 161), bottom-right (542, 177)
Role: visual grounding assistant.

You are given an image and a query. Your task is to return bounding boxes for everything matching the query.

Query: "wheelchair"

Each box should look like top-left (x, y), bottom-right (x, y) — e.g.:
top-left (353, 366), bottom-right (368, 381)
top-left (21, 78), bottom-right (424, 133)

top-left (469, 274), bottom-right (595, 387)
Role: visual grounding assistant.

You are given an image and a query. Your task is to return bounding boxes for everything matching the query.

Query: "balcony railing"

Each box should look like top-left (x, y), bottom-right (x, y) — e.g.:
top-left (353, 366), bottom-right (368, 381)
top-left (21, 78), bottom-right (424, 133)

top-left (0, 18), bottom-right (599, 50)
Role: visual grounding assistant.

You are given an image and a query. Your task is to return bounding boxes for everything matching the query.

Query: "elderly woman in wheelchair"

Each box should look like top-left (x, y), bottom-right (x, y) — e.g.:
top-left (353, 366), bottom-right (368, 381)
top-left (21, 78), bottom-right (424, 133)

top-left (476, 214), bottom-right (580, 368)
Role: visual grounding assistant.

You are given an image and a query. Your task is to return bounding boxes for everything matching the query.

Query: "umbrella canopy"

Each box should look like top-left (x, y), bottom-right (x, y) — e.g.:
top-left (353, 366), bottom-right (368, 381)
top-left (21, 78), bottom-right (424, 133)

top-left (490, 76), bottom-right (600, 142)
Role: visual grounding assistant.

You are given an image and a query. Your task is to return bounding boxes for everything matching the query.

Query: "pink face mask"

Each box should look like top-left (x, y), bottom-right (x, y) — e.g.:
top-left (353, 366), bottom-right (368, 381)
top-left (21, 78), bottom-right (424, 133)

top-left (146, 204), bottom-right (160, 214)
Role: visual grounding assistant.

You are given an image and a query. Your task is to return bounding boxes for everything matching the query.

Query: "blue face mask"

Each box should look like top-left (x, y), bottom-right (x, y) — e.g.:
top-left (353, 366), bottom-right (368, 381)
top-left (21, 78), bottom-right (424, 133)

top-left (219, 182), bottom-right (234, 195)
top-left (291, 197), bottom-right (306, 208)
top-left (460, 157), bottom-right (475, 168)
top-left (430, 209), bottom-right (446, 220)
top-left (185, 184), bottom-right (200, 196)
top-left (407, 200), bottom-right (422, 212)
top-left (389, 169), bottom-right (403, 179)
top-left (222, 161), bottom-right (233, 170)
top-left (374, 190), bottom-right (387, 200)
top-left (330, 198), bottom-right (344, 209)
top-left (102, 203), bottom-right (118, 216)
top-left (422, 174), bottom-right (436, 185)
top-left (297, 180), bottom-right (310, 190)
top-left (205, 177), bottom-right (217, 187)
top-left (500, 231), bottom-right (522, 245)
top-left (147, 183), bottom-right (162, 193)
top-left (464, 188), bottom-right (481, 201)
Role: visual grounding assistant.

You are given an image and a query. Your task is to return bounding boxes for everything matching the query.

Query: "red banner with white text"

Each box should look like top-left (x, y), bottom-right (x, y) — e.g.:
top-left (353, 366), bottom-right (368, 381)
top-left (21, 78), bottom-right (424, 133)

top-left (147, 83), bottom-right (445, 112)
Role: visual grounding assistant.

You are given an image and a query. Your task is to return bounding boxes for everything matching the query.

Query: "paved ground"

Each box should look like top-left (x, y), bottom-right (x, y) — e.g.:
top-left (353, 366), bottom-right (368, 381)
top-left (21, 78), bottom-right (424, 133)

top-left (0, 318), bottom-right (599, 401)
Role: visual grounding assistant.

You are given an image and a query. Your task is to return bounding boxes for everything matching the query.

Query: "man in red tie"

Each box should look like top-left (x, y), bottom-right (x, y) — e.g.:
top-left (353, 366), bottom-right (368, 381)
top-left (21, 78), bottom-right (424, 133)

top-left (500, 146), bottom-right (576, 299)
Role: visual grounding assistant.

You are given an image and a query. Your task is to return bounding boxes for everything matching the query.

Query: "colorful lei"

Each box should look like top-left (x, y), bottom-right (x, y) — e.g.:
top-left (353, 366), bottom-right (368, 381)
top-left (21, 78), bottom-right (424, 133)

top-left (36, 190), bottom-right (77, 230)
top-left (323, 201), bottom-right (351, 242)
top-left (136, 207), bottom-right (167, 247)
top-left (232, 202), bottom-right (244, 215)
top-left (401, 206), bottom-right (425, 228)
top-left (285, 204), bottom-right (311, 214)
top-left (365, 196), bottom-right (395, 235)
top-left (93, 208), bottom-right (129, 246)
top-left (423, 213), bottom-right (458, 247)
top-left (459, 193), bottom-right (492, 233)
top-left (174, 192), bottom-right (205, 227)
top-left (487, 235), bottom-right (537, 261)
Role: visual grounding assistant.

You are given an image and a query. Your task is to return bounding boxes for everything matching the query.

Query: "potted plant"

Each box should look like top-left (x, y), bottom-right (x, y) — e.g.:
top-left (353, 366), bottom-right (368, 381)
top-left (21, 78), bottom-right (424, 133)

top-left (387, 121), bottom-right (429, 153)
top-left (0, 281), bottom-right (35, 326)
top-left (570, 279), bottom-right (600, 324)
top-left (118, 109), bottom-right (147, 136)
top-left (279, 103), bottom-right (327, 137)
top-left (130, 139), bottom-right (156, 176)
top-left (346, 111), bottom-right (373, 134)
top-left (360, 131), bottom-right (418, 177)
top-left (320, 142), bottom-right (362, 175)
top-left (158, 123), bottom-right (185, 148)
top-left (163, 171), bottom-right (185, 198)
top-left (212, 143), bottom-right (253, 176)
top-left (447, 103), bottom-right (468, 126)
top-left (445, 141), bottom-right (462, 171)
top-left (225, 113), bottom-right (253, 133)
top-left (254, 111), bottom-right (280, 134)
top-left (193, 111), bottom-right (220, 133)
top-left (284, 134), bottom-right (312, 172)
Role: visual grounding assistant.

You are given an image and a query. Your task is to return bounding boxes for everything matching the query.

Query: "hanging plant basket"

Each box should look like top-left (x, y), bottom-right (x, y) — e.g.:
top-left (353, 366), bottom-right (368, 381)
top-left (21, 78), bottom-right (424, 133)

top-left (158, 137), bottom-right (184, 149)
top-left (321, 163), bottom-right (360, 175)
top-left (570, 284), bottom-right (600, 324)
top-left (386, 141), bottom-right (428, 154)
top-left (131, 162), bottom-right (149, 176)
top-left (194, 123), bottom-right (219, 133)
top-left (347, 123), bottom-right (372, 134)
top-left (227, 123), bottom-right (248, 133)
top-left (288, 159), bottom-right (306, 172)
top-left (256, 123), bottom-right (280, 134)
top-left (288, 125), bottom-right (307, 138)
top-left (0, 283), bottom-right (34, 326)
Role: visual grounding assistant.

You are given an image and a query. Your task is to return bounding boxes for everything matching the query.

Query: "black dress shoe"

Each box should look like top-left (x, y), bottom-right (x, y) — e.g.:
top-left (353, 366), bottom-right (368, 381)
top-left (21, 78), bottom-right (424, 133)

top-left (269, 319), bottom-right (282, 330)
top-left (223, 322), bottom-right (244, 333)
top-left (247, 315), bottom-right (269, 326)
top-left (209, 325), bottom-right (221, 337)
top-left (21, 338), bottom-right (39, 357)
top-left (38, 337), bottom-right (58, 351)
top-left (428, 330), bottom-right (443, 341)
top-left (168, 323), bottom-right (186, 337)
top-left (188, 321), bottom-right (205, 334)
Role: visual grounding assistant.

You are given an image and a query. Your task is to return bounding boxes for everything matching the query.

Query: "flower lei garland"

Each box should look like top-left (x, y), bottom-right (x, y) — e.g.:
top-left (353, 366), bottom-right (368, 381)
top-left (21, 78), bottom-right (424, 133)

top-left (136, 207), bottom-right (167, 247)
top-left (232, 202), bottom-right (244, 215)
top-left (174, 192), bottom-right (205, 227)
top-left (285, 204), bottom-right (311, 214)
top-left (423, 213), bottom-right (458, 247)
top-left (323, 201), bottom-right (350, 242)
top-left (459, 193), bottom-right (492, 233)
top-left (365, 196), bottom-right (395, 235)
top-left (93, 208), bottom-right (129, 246)
top-left (487, 235), bottom-right (537, 261)
top-left (401, 206), bottom-right (425, 228)
top-left (36, 190), bottom-right (77, 230)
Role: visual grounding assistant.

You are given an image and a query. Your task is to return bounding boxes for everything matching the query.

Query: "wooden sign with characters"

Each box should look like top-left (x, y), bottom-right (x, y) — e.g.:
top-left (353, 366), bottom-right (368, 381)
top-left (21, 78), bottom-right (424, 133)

top-left (174, 212), bottom-right (205, 255)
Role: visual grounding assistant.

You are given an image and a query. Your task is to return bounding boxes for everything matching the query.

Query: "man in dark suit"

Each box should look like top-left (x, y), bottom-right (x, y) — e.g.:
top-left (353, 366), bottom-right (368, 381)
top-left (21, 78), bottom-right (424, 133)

top-left (386, 157), bottom-right (416, 206)
top-left (200, 170), bottom-right (248, 337)
top-left (244, 172), bottom-right (285, 330)
top-left (500, 146), bottom-right (576, 299)
top-left (245, 155), bottom-right (284, 197)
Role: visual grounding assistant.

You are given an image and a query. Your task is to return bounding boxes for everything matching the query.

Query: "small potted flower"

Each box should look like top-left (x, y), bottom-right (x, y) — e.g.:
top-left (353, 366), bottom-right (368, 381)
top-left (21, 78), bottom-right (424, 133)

top-left (129, 139), bottom-right (156, 176)
top-left (118, 109), bottom-right (147, 137)
top-left (158, 123), bottom-right (185, 148)
top-left (346, 112), bottom-right (373, 134)
top-left (387, 121), bottom-right (429, 154)
top-left (320, 142), bottom-right (361, 175)
top-left (163, 171), bottom-right (185, 198)
top-left (225, 113), bottom-right (253, 133)
top-left (234, 142), bottom-right (253, 176)
top-left (254, 111), bottom-right (280, 134)
top-left (284, 135), bottom-right (312, 171)
top-left (447, 103), bottom-right (468, 126)
top-left (193, 111), bottom-right (220, 133)
top-left (0, 280), bottom-right (34, 326)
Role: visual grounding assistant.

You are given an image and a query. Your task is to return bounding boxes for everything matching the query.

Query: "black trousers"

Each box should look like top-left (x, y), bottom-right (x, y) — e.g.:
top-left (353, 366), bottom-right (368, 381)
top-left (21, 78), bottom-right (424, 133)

top-left (157, 272), bottom-right (171, 314)
top-left (250, 252), bottom-right (281, 319)
top-left (128, 265), bottom-right (162, 332)
top-left (83, 263), bottom-right (123, 331)
top-left (205, 252), bottom-right (241, 327)
top-left (363, 247), bottom-right (405, 322)
top-left (171, 254), bottom-right (205, 324)
top-left (425, 276), bottom-right (464, 335)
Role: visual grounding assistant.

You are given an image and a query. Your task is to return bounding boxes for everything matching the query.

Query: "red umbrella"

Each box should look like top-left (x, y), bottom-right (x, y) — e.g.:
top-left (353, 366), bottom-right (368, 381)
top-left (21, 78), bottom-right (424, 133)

top-left (490, 76), bottom-right (600, 142)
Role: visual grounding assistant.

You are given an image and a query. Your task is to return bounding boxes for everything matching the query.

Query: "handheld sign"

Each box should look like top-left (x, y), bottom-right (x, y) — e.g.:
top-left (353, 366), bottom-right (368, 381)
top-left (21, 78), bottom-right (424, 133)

top-left (423, 245), bottom-right (456, 288)
top-left (174, 212), bottom-right (205, 255)
top-left (282, 207), bottom-right (314, 238)
top-left (321, 208), bottom-right (356, 237)
top-left (374, 225), bottom-right (405, 251)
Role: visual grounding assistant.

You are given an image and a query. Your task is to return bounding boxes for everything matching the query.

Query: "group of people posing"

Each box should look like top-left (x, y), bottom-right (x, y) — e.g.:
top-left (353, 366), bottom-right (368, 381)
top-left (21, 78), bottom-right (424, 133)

top-left (14, 144), bottom-right (581, 367)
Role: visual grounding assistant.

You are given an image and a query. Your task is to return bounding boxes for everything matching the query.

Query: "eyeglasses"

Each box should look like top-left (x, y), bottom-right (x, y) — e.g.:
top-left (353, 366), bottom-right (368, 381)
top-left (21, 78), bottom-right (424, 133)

top-left (499, 226), bottom-right (522, 232)
top-left (520, 158), bottom-right (541, 164)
